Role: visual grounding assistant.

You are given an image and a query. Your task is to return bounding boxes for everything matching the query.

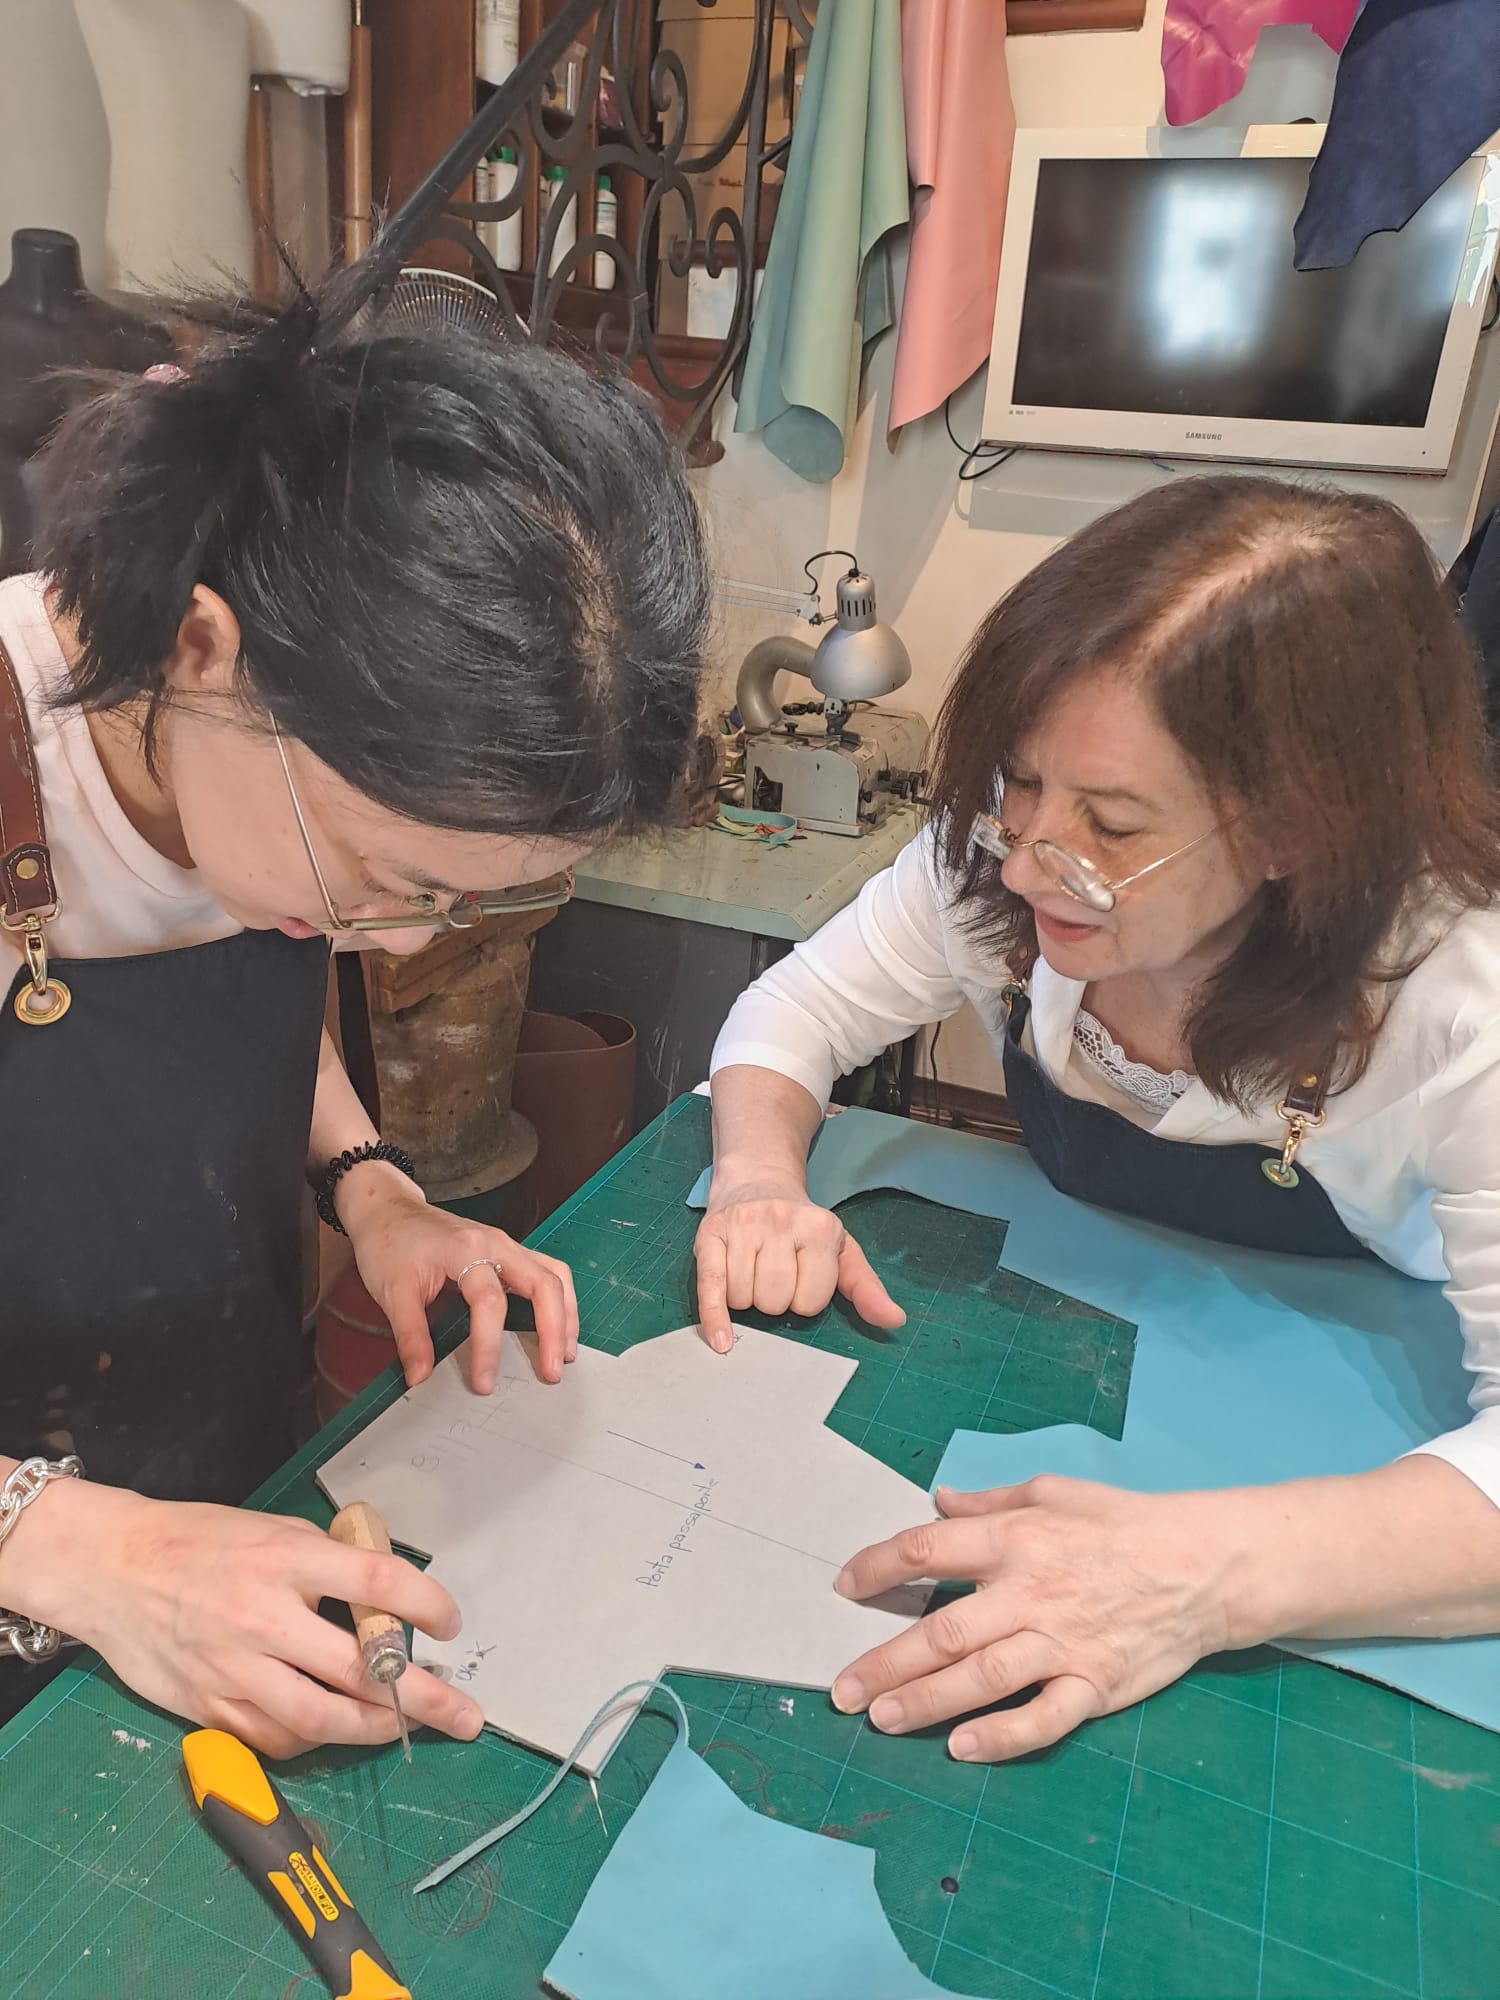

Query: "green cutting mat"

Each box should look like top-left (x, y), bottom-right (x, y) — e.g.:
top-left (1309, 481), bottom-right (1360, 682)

top-left (2, 1096), bottom-right (1498, 2000)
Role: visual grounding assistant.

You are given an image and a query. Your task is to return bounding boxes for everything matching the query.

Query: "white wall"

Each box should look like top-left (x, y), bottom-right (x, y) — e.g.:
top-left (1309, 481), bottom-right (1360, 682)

top-left (689, 4), bottom-right (1355, 1094)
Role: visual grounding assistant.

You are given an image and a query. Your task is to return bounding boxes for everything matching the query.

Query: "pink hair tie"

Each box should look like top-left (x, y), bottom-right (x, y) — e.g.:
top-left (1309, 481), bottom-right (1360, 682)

top-left (143, 362), bottom-right (186, 384)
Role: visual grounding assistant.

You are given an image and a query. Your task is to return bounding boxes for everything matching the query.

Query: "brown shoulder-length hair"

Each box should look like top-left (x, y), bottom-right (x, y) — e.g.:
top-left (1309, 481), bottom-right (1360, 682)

top-left (931, 475), bottom-right (1500, 1109)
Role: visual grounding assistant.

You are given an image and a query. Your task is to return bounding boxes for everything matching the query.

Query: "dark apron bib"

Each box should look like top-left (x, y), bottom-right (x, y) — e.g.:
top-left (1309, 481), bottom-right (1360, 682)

top-left (1001, 989), bottom-right (1366, 1260)
top-left (0, 926), bottom-right (326, 1717)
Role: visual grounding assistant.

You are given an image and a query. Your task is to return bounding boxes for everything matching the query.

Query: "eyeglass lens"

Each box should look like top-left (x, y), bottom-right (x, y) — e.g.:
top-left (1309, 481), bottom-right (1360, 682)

top-left (1034, 846), bottom-right (1115, 912)
top-left (971, 816), bottom-right (1116, 914)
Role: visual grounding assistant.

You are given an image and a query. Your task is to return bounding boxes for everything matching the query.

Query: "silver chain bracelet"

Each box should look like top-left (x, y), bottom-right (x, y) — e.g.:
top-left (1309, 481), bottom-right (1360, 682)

top-left (0, 1454), bottom-right (85, 1663)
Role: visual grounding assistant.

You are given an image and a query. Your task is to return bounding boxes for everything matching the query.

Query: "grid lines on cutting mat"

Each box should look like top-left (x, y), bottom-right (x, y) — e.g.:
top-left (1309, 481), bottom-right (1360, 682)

top-left (1, 1096), bottom-right (1496, 1999)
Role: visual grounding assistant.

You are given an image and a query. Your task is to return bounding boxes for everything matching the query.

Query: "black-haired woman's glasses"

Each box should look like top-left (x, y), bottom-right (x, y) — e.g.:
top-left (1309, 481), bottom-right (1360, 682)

top-left (272, 718), bottom-right (572, 934)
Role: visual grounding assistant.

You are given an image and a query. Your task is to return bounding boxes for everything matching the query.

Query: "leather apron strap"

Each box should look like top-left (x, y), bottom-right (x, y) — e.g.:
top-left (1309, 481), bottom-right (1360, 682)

top-left (0, 635), bottom-right (69, 1025)
top-left (1263, 1060), bottom-right (1334, 1191)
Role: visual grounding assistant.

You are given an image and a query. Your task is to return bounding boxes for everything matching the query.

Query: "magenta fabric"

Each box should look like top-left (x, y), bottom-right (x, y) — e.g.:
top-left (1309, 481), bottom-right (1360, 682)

top-left (1162, 0), bottom-right (1358, 127)
top-left (888, 0), bottom-right (1013, 434)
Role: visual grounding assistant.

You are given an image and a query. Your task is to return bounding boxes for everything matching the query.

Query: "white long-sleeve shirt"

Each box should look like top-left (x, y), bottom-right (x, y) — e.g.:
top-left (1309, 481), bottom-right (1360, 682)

top-left (711, 825), bottom-right (1500, 1507)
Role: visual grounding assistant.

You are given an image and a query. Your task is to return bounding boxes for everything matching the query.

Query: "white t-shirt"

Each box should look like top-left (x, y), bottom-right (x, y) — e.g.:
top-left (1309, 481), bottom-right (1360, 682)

top-left (0, 571), bottom-right (241, 966)
top-left (712, 823), bottom-right (1500, 1509)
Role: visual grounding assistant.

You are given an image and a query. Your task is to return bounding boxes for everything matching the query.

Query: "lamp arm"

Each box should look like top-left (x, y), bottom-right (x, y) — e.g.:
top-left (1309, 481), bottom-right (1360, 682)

top-left (735, 632), bottom-right (819, 732)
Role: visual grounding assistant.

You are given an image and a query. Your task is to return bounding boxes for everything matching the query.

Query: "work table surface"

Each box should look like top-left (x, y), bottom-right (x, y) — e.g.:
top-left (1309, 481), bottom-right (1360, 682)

top-left (570, 805), bottom-right (917, 940)
top-left (1, 1097), bottom-right (1495, 1999)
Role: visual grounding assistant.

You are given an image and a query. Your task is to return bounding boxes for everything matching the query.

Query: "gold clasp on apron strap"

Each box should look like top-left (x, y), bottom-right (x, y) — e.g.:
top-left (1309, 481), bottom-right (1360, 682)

top-left (1001, 980), bottom-right (1027, 1017)
top-left (1262, 1068), bottom-right (1328, 1189)
top-left (13, 914), bottom-right (70, 1027)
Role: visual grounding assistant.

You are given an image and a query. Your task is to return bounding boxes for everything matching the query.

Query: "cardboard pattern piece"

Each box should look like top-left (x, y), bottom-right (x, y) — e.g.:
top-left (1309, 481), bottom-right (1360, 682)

top-left (689, 1110), bottom-right (1500, 1732)
top-left (318, 1325), bottom-right (936, 1772)
top-left (543, 1698), bottom-right (982, 2000)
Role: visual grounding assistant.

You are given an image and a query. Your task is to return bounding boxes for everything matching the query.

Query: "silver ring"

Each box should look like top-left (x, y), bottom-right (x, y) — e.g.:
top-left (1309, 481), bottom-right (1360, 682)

top-left (456, 1258), bottom-right (503, 1286)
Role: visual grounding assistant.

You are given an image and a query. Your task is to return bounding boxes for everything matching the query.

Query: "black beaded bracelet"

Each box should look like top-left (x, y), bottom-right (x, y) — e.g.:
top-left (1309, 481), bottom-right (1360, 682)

top-left (316, 1140), bottom-right (418, 1233)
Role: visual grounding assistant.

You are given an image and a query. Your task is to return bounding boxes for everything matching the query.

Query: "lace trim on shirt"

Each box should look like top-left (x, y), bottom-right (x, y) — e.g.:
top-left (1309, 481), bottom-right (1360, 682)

top-left (1072, 1008), bottom-right (1194, 1115)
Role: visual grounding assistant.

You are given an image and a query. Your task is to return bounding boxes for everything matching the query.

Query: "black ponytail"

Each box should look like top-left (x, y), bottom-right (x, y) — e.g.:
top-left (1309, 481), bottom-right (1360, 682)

top-left (33, 270), bottom-right (711, 839)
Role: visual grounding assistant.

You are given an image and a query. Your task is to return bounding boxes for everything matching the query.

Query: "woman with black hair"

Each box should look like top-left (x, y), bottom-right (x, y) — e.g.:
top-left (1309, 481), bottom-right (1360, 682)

top-left (0, 289), bottom-right (710, 1753)
top-left (697, 476), bottom-right (1500, 1762)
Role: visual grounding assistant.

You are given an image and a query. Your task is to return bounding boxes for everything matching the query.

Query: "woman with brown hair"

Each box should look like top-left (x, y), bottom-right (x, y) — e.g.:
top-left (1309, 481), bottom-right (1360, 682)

top-left (695, 475), bottom-right (1500, 1761)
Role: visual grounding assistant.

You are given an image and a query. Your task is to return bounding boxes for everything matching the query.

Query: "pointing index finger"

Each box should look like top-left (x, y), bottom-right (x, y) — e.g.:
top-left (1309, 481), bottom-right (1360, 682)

top-left (694, 1230), bottom-right (734, 1355)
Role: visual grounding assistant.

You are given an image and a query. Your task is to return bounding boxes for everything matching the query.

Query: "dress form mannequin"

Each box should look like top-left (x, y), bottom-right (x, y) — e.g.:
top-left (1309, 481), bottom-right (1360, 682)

top-left (74, 0), bottom-right (256, 293)
top-left (239, 0), bottom-right (350, 95)
top-left (0, 1), bottom-right (111, 291)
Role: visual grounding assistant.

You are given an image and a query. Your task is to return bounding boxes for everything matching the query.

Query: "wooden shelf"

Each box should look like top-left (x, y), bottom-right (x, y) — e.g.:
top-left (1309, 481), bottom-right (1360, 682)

top-left (367, 0), bottom-right (476, 275)
top-left (1008, 0), bottom-right (1147, 27)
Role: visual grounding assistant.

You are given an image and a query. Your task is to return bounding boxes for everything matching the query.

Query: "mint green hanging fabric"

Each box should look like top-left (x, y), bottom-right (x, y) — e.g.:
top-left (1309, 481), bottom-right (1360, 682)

top-left (734, 0), bottom-right (909, 483)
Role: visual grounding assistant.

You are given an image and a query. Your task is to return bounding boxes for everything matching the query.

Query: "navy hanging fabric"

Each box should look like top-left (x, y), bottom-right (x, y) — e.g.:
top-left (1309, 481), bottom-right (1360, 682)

top-left (1448, 506), bottom-right (1500, 738)
top-left (1293, 0), bottom-right (1500, 272)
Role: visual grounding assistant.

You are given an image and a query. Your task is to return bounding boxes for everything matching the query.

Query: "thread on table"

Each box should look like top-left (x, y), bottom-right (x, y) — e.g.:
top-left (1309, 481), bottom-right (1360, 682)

top-left (414, 1677), bottom-right (690, 1893)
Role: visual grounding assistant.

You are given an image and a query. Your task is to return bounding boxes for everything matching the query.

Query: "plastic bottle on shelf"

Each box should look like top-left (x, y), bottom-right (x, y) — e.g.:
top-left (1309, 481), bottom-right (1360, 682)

top-left (593, 174), bottom-right (618, 291)
top-left (540, 164), bottom-right (576, 281)
top-left (492, 146), bottom-right (522, 273)
top-left (475, 0), bottom-right (519, 86)
top-left (475, 151), bottom-right (497, 265)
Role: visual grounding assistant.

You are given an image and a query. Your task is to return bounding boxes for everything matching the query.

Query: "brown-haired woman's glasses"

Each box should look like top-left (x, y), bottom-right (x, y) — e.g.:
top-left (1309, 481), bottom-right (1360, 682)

top-left (971, 811), bottom-right (1220, 916)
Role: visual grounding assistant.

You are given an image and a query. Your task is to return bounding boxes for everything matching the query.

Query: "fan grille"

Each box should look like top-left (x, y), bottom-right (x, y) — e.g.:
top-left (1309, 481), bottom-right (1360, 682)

top-left (385, 269), bottom-right (513, 338)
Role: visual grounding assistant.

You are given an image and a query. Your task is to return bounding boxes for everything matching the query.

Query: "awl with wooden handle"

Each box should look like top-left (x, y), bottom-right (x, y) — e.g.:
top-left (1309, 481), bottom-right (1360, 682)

top-left (331, 1500), bottom-right (412, 1763)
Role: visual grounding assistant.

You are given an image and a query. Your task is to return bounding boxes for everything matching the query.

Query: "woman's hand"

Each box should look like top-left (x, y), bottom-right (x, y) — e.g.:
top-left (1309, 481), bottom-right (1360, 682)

top-left (693, 1174), bottom-right (906, 1353)
top-left (831, 1478), bottom-right (1248, 1760)
top-left (22, 1480), bottom-right (485, 1761)
top-left (341, 1165), bottom-right (578, 1393)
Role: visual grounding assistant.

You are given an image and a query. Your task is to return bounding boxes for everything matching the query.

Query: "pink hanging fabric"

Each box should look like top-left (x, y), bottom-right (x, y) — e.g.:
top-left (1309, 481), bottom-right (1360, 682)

top-left (1162, 0), bottom-right (1359, 127)
top-left (887, 0), bottom-right (1013, 435)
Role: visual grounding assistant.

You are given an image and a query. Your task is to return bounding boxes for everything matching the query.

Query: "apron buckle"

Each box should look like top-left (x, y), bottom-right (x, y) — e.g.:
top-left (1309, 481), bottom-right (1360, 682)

top-left (1262, 1099), bottom-right (1325, 1190)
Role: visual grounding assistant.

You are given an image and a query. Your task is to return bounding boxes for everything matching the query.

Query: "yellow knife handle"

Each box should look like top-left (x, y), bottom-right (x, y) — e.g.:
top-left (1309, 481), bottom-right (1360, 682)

top-left (330, 1501), bottom-right (407, 1679)
top-left (182, 1729), bottom-right (411, 2000)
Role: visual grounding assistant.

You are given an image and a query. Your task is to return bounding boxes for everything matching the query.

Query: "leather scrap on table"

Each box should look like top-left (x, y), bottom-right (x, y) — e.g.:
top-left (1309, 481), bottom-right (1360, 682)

top-left (713, 804), bottom-right (802, 846)
top-left (543, 1696), bottom-right (985, 2000)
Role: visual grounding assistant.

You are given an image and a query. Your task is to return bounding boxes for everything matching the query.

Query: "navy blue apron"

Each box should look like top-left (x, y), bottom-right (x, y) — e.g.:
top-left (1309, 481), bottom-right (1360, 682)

top-left (0, 924), bottom-right (327, 1720)
top-left (1001, 988), bottom-right (1366, 1260)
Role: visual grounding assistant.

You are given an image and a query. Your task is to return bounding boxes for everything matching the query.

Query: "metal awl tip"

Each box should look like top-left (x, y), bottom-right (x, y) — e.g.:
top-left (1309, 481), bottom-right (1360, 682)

top-left (390, 1679), bottom-right (412, 1764)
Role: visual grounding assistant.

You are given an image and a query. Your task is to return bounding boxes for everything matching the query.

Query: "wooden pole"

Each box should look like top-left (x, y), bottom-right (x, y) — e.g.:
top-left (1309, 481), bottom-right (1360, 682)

top-left (344, 3), bottom-right (373, 263)
top-left (246, 78), bottom-right (278, 302)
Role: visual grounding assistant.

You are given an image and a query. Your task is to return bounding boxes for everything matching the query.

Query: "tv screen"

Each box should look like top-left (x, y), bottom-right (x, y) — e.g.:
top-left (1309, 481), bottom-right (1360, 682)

top-left (1013, 155), bottom-right (1482, 431)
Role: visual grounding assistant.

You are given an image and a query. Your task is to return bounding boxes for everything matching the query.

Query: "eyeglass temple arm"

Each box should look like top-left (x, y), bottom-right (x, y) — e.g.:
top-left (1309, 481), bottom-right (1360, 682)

top-left (271, 717), bottom-right (351, 932)
top-left (1112, 824), bottom-right (1220, 892)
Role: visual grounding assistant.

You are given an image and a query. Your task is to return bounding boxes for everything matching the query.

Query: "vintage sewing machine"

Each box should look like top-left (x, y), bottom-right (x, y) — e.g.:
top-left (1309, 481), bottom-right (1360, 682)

top-left (735, 562), bottom-right (928, 837)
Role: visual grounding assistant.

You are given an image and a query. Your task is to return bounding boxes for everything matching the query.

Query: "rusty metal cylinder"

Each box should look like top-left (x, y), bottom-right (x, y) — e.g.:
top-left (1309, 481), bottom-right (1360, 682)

top-left (369, 931), bottom-right (539, 1202)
